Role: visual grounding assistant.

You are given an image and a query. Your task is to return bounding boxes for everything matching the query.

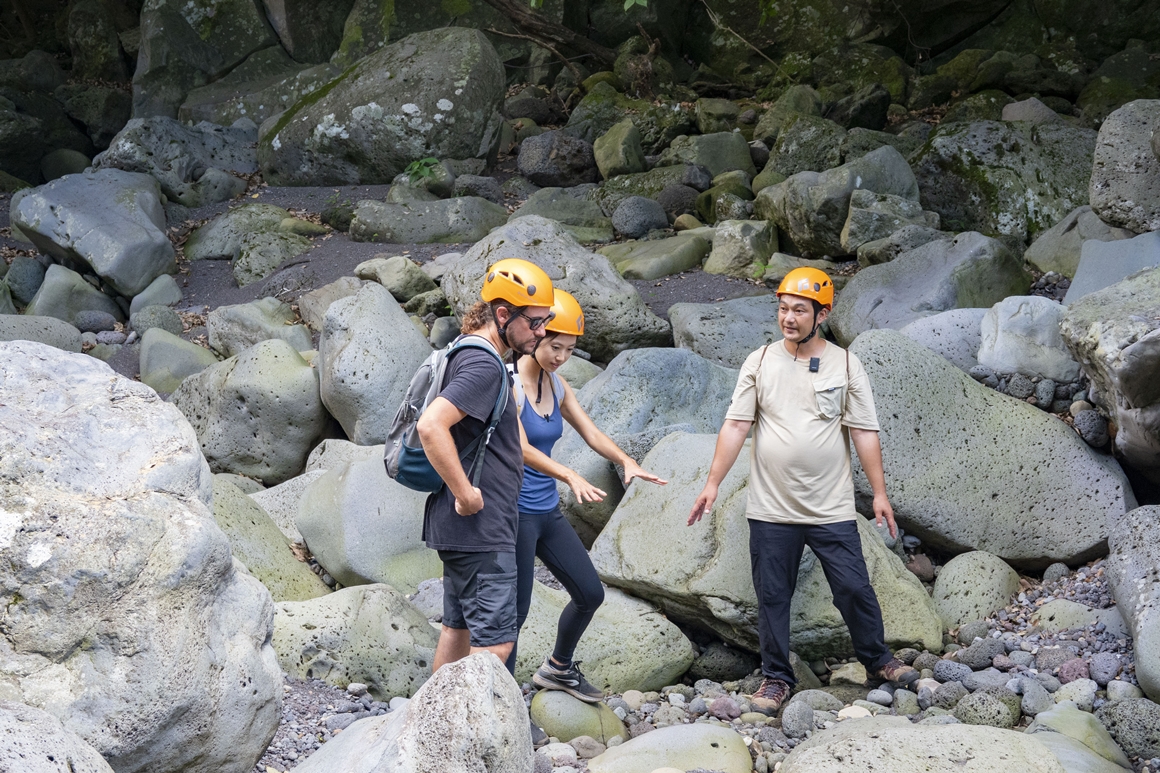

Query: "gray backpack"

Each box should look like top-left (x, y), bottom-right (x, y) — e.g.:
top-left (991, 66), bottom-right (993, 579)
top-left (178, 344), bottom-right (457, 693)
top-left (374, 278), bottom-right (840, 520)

top-left (383, 334), bottom-right (509, 493)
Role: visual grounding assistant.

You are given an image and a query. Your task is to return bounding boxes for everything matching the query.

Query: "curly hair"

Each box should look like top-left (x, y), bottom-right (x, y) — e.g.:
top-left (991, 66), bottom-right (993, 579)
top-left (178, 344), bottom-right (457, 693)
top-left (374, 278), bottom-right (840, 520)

top-left (459, 301), bottom-right (492, 334)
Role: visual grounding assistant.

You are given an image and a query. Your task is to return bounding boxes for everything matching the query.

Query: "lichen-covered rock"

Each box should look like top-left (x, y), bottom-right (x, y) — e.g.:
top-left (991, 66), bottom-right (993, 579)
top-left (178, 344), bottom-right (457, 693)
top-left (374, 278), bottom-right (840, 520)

top-left (755, 145), bottom-right (918, 258)
top-left (657, 132), bottom-right (756, 178)
top-left (348, 196), bottom-right (508, 244)
top-left (207, 297), bottom-right (313, 358)
top-left (440, 216), bottom-right (671, 362)
top-left (273, 584), bottom-right (436, 699)
top-left (12, 169), bottom-right (175, 298)
top-left (768, 114), bottom-right (846, 177)
top-left (510, 187), bottom-right (613, 243)
top-left (978, 295), bottom-right (1080, 382)
top-left (911, 120), bottom-right (1097, 247)
top-left (22, 264), bottom-right (124, 324)
top-left (259, 28), bottom-right (504, 185)
top-left (840, 189), bottom-right (940, 254)
top-left (184, 203), bottom-right (291, 261)
top-left (564, 82), bottom-right (695, 154)
top-left (1089, 99), bottom-right (1160, 234)
top-left (849, 330), bottom-right (1136, 568)
top-left (233, 230), bottom-right (312, 287)
top-left (95, 117), bottom-right (255, 207)
top-left (593, 164), bottom-right (702, 215)
top-left (179, 52), bottom-right (341, 127)
top-left (898, 307), bottom-right (985, 373)
top-left (0, 341), bottom-right (281, 773)
top-left (831, 232), bottom-right (1030, 345)
top-left (518, 130), bottom-right (599, 187)
top-left (172, 339), bottom-right (329, 485)
top-left (593, 119), bottom-right (647, 179)
top-left (591, 432), bottom-right (944, 658)
top-left (139, 327), bottom-right (221, 394)
top-left (599, 233), bottom-right (709, 280)
top-left (1060, 267), bottom-right (1160, 484)
top-left (703, 219), bottom-right (777, 278)
top-left (669, 295), bottom-right (783, 368)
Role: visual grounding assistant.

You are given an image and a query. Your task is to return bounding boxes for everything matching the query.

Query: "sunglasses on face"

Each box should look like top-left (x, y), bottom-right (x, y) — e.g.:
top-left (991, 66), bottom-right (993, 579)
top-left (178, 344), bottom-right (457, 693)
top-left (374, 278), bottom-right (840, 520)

top-left (516, 310), bottom-right (555, 330)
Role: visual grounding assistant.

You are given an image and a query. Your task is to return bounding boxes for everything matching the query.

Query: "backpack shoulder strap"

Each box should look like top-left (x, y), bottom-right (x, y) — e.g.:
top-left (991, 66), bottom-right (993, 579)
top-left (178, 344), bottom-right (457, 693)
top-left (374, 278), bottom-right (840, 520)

top-left (508, 363), bottom-right (527, 413)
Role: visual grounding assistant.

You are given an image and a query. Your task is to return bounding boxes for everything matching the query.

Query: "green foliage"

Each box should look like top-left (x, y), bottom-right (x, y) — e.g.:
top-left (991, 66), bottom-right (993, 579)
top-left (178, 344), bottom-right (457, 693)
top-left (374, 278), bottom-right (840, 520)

top-left (623, 0), bottom-right (648, 9)
top-left (404, 157), bottom-right (441, 183)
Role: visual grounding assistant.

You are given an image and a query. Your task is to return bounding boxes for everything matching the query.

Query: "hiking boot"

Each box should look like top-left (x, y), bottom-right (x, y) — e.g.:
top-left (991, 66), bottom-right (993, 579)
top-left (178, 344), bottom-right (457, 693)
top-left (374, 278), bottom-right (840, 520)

top-left (875, 657), bottom-right (919, 687)
top-left (532, 657), bottom-right (604, 703)
top-left (529, 720), bottom-right (549, 749)
top-left (748, 677), bottom-right (791, 714)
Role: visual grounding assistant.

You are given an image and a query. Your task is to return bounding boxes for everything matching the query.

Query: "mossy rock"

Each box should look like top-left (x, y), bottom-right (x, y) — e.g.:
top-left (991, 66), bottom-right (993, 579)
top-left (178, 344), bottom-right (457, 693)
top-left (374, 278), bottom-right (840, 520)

top-left (936, 49), bottom-right (995, 91)
top-left (564, 82), bottom-right (695, 154)
top-left (811, 44), bottom-right (914, 104)
top-left (943, 90), bottom-right (1015, 123)
top-left (695, 180), bottom-right (753, 224)
top-left (592, 165), bottom-right (689, 215)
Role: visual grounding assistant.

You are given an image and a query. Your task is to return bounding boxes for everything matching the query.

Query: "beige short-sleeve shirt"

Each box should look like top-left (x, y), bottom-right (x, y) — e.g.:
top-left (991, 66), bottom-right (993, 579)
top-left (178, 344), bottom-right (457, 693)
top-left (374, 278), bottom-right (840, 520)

top-left (725, 340), bottom-right (880, 525)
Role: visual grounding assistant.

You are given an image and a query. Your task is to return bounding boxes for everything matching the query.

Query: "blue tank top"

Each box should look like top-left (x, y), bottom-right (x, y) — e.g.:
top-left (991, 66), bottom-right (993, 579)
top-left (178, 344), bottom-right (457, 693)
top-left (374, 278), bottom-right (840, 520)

top-left (518, 387), bottom-right (564, 513)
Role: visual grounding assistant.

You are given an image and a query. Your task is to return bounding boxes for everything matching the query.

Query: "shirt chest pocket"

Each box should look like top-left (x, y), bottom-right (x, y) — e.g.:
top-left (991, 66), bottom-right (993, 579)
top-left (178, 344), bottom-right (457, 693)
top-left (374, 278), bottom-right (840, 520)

top-left (814, 380), bottom-right (845, 420)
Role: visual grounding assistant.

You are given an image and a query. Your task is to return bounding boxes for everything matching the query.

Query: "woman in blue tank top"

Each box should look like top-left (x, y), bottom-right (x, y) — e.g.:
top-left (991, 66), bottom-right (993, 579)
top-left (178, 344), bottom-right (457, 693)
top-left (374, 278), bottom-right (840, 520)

top-left (506, 290), bottom-right (666, 704)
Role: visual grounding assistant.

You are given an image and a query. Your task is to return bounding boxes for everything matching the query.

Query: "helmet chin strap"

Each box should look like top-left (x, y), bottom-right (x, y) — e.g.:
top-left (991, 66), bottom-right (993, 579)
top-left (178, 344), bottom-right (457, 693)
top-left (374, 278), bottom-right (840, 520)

top-left (791, 310), bottom-right (821, 360)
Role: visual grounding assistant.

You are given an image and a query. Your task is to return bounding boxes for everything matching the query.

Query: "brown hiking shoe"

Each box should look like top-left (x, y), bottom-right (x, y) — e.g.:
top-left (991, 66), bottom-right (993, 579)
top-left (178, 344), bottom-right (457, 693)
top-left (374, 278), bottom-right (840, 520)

top-left (875, 657), bottom-right (919, 687)
top-left (749, 678), bottom-right (791, 713)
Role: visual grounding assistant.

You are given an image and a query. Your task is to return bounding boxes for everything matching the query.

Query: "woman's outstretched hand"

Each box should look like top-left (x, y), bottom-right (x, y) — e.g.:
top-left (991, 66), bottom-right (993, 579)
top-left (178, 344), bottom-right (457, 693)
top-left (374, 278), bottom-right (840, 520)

top-left (623, 460), bottom-right (668, 487)
top-left (566, 472), bottom-right (606, 503)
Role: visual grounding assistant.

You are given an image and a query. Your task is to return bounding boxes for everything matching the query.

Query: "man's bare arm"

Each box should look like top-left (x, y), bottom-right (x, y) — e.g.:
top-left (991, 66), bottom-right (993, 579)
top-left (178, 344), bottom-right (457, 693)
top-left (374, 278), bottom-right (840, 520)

top-left (417, 396), bottom-right (483, 515)
top-left (850, 427), bottom-right (896, 538)
top-left (687, 419), bottom-right (752, 525)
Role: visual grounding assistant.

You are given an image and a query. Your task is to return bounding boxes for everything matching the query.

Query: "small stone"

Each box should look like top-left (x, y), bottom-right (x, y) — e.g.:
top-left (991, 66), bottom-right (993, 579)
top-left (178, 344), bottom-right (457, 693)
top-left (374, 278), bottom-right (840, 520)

top-left (1037, 647), bottom-right (1078, 673)
top-left (1006, 373), bottom-right (1035, 399)
top-left (1069, 400), bottom-right (1093, 417)
top-left (957, 637), bottom-right (1005, 669)
top-left (866, 689), bottom-right (893, 706)
top-left (1008, 651), bottom-right (1034, 667)
top-left (1057, 658), bottom-right (1090, 684)
top-left (740, 712), bottom-right (769, 725)
top-left (687, 697), bottom-right (707, 715)
top-left (934, 681), bottom-right (969, 709)
top-left (913, 653), bottom-right (941, 672)
top-left (917, 686), bottom-right (934, 710)
top-left (346, 683), bottom-right (368, 696)
top-left (709, 695), bottom-right (741, 720)
top-left (1020, 677), bottom-right (1055, 716)
top-left (905, 553), bottom-right (935, 583)
top-left (993, 654), bottom-right (1015, 671)
top-left (621, 690), bottom-right (644, 711)
top-left (933, 660), bottom-right (973, 684)
top-left (569, 735), bottom-right (605, 758)
top-left (627, 720), bottom-right (654, 738)
top-left (1042, 563), bottom-right (1070, 583)
top-left (837, 705), bottom-right (872, 720)
top-left (830, 662), bottom-right (868, 686)
top-left (780, 700), bottom-right (814, 738)
top-left (1054, 678), bottom-right (1097, 711)
top-left (1073, 410), bottom-right (1109, 447)
top-left (1034, 378), bottom-right (1056, 408)
top-left (895, 648), bottom-right (921, 665)
top-left (893, 689), bottom-right (921, 716)
top-left (1036, 673), bottom-right (1062, 693)
top-left (953, 691), bottom-right (1015, 728)
top-left (1105, 680), bottom-right (1143, 702)
top-left (74, 309), bottom-right (117, 333)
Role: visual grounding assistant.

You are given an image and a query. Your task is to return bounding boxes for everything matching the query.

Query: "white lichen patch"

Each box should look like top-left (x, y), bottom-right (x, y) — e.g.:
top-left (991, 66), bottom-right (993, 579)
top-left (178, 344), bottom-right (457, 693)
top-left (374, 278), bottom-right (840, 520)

top-left (26, 542), bottom-right (52, 569)
top-left (437, 98), bottom-right (454, 111)
top-left (272, 134), bottom-right (281, 150)
top-left (401, 103), bottom-right (421, 116)
top-left (314, 114), bottom-right (350, 141)
top-left (352, 102), bottom-right (384, 121)
top-left (0, 508), bottom-right (24, 549)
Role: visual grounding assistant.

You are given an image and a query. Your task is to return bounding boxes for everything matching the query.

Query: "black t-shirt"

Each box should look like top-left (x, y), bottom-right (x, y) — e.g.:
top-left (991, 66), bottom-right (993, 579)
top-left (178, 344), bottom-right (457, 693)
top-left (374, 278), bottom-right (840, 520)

top-left (421, 345), bottom-right (523, 552)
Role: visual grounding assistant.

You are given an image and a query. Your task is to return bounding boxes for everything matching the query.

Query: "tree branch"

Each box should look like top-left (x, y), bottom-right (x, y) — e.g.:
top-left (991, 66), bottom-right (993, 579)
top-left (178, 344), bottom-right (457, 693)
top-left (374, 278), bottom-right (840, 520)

top-left (476, 0), bottom-right (617, 68)
top-left (485, 27), bottom-right (586, 85)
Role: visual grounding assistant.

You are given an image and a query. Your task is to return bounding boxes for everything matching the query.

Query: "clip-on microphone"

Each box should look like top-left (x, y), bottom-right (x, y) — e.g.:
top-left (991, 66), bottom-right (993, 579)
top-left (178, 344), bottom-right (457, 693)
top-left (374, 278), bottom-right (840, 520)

top-left (809, 357), bottom-right (820, 373)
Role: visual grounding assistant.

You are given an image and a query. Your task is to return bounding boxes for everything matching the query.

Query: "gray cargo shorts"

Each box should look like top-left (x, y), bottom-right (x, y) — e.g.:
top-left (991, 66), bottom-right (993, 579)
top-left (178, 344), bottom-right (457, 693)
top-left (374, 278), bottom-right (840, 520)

top-left (438, 550), bottom-right (518, 647)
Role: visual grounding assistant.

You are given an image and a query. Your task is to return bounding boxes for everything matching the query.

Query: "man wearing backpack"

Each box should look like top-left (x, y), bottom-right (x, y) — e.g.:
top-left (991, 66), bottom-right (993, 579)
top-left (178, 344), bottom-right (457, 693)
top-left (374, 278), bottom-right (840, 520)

top-left (687, 267), bottom-right (918, 715)
top-left (417, 258), bottom-right (556, 677)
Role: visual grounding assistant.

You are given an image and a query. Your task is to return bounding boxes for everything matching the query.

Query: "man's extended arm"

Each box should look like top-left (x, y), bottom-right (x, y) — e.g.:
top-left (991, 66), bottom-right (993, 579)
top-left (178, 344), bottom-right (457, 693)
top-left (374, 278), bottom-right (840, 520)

top-left (687, 419), bottom-right (753, 525)
top-left (850, 427), bottom-right (896, 538)
top-left (417, 396), bottom-right (484, 515)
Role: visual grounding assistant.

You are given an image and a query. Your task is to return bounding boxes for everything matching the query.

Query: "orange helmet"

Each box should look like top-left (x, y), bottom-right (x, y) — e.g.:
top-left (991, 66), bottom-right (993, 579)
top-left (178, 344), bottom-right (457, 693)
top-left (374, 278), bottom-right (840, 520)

top-left (481, 258), bottom-right (554, 307)
top-left (544, 289), bottom-right (584, 336)
top-left (776, 267), bottom-right (834, 309)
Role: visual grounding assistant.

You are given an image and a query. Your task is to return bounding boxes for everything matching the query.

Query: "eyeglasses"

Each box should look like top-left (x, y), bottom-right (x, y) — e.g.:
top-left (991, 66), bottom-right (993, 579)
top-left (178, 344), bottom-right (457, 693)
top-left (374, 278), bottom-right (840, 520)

top-left (517, 311), bottom-right (555, 330)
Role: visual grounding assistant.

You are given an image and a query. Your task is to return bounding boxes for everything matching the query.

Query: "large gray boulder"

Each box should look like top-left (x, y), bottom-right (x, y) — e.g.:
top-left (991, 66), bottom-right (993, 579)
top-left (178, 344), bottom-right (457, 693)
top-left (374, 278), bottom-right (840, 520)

top-left (754, 145), bottom-right (919, 258)
top-left (0, 315), bottom-right (82, 352)
top-left (440, 216), bottom-right (671, 362)
top-left (0, 341), bottom-right (280, 773)
top-left (552, 348), bottom-right (739, 535)
top-left (977, 295), bottom-right (1081, 382)
top-left (778, 716), bottom-right (1072, 773)
top-left (1065, 230), bottom-right (1160, 304)
top-left (297, 458), bottom-right (442, 594)
top-left (898, 308), bottom-right (985, 373)
top-left (1089, 99), bottom-right (1160, 234)
top-left (0, 701), bottom-right (115, 773)
top-left (22, 264), bottom-right (125, 323)
top-left (830, 232), bottom-right (1031, 346)
top-left (591, 432), bottom-right (944, 658)
top-left (656, 132), bottom-right (756, 178)
top-left (588, 724), bottom-right (751, 773)
top-left (509, 187), bottom-right (613, 243)
top-left (273, 584), bottom-right (437, 699)
top-left (207, 297), bottom-right (313, 358)
top-left (1023, 206), bottom-right (1135, 279)
top-left (515, 583), bottom-right (693, 694)
top-left (94, 117), bottom-right (255, 207)
top-left (912, 120), bottom-right (1097, 247)
top-left (258, 28), bottom-right (505, 186)
top-left (317, 282), bottom-right (433, 445)
top-left (139, 327), bottom-right (221, 394)
top-left (517, 130), bottom-right (599, 187)
top-left (290, 653), bottom-right (530, 773)
top-left (212, 476), bottom-right (331, 602)
top-left (172, 339), bottom-right (329, 485)
top-left (260, 0), bottom-right (355, 64)
top-left (348, 196), bottom-right (508, 244)
top-left (11, 169), bottom-right (175, 298)
top-left (1105, 507), bottom-right (1160, 702)
top-left (1061, 267), bottom-right (1160, 484)
top-left (669, 294), bottom-right (783, 368)
top-left (849, 330), bottom-right (1136, 568)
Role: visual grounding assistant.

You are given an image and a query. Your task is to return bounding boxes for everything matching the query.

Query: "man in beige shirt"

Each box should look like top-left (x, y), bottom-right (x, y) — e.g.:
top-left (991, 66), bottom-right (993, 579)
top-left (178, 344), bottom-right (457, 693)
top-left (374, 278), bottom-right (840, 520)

top-left (688, 267), bottom-right (917, 713)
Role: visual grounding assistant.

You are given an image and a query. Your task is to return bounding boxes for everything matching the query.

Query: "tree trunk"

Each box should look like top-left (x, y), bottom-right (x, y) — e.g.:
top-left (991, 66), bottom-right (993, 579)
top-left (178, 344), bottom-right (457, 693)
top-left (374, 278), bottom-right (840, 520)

top-left (476, 0), bottom-right (617, 69)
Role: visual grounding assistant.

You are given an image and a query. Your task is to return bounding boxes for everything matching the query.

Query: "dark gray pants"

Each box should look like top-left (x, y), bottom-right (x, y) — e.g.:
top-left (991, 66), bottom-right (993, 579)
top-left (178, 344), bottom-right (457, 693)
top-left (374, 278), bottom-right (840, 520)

top-left (748, 518), bottom-right (892, 685)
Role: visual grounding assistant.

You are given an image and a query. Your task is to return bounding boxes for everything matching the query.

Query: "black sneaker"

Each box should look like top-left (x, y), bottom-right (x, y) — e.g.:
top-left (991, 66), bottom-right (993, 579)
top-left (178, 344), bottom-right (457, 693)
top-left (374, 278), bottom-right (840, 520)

top-left (529, 720), bottom-right (549, 749)
top-left (532, 657), bottom-right (604, 703)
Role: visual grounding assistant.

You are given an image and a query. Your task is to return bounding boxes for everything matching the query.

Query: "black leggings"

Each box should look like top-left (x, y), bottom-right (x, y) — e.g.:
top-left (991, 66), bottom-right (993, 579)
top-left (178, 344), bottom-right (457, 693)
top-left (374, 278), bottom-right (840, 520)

top-left (504, 506), bottom-right (605, 674)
